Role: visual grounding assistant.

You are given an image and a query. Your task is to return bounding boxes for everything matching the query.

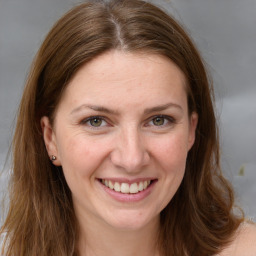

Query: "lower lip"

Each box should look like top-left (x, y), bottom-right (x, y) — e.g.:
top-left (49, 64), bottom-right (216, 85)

top-left (98, 180), bottom-right (157, 202)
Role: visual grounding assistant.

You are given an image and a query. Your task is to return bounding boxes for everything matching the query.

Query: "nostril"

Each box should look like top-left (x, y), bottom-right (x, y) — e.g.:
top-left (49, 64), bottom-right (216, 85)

top-left (110, 148), bottom-right (150, 172)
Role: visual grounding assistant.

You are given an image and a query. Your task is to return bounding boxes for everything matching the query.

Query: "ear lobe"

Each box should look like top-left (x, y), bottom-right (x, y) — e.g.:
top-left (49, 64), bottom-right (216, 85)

top-left (41, 116), bottom-right (61, 166)
top-left (188, 112), bottom-right (198, 151)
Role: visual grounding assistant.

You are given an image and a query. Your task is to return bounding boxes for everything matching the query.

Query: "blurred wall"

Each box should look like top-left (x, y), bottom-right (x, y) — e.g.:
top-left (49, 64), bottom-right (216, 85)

top-left (1, 0), bottom-right (255, 220)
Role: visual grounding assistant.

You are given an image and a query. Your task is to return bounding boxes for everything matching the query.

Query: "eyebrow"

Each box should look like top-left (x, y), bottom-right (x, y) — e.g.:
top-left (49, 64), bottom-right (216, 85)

top-left (70, 102), bottom-right (183, 116)
top-left (143, 103), bottom-right (183, 114)
top-left (70, 104), bottom-right (119, 115)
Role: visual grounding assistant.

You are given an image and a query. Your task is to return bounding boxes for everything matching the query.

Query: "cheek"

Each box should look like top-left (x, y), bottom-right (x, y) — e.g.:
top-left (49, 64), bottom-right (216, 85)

top-left (151, 132), bottom-right (189, 168)
top-left (56, 132), bottom-right (111, 179)
top-left (147, 134), bottom-right (188, 211)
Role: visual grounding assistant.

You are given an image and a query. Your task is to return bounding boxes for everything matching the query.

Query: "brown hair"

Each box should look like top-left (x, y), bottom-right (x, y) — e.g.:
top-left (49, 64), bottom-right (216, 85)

top-left (1, 0), bottom-right (243, 255)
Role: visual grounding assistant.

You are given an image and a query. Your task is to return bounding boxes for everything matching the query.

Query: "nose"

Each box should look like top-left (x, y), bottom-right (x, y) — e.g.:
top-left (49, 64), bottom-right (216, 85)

top-left (110, 127), bottom-right (150, 173)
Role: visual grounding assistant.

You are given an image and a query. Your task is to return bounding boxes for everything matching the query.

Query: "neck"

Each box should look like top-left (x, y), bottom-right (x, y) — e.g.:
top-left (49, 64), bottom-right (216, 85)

top-left (77, 214), bottom-right (160, 256)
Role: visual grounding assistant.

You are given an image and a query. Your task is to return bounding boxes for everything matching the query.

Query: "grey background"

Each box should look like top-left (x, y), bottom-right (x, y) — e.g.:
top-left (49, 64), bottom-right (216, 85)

top-left (0, 0), bottom-right (255, 221)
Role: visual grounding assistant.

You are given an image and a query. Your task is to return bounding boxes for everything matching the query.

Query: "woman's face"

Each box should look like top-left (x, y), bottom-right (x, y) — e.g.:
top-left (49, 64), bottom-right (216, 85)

top-left (42, 51), bottom-right (197, 231)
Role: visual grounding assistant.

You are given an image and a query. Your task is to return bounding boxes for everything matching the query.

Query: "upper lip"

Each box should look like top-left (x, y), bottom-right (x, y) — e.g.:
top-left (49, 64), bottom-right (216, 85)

top-left (98, 177), bottom-right (157, 184)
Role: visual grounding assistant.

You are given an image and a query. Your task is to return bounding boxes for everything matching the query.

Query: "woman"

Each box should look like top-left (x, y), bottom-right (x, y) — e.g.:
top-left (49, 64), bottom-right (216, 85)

top-left (1, 0), bottom-right (255, 255)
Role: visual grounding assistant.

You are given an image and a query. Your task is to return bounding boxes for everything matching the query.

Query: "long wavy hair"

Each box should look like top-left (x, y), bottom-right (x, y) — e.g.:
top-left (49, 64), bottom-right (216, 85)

top-left (1, 0), bottom-right (243, 255)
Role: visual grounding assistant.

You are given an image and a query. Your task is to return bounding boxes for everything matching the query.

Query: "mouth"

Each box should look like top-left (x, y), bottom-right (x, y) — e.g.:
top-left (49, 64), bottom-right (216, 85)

top-left (100, 179), bottom-right (156, 194)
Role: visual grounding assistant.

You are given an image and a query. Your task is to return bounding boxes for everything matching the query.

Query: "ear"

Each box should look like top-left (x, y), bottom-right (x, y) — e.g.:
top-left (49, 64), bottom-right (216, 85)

top-left (187, 112), bottom-right (198, 151)
top-left (41, 116), bottom-right (61, 166)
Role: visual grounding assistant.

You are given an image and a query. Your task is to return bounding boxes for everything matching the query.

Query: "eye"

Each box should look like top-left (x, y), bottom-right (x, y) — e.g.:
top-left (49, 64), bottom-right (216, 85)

top-left (82, 116), bottom-right (108, 128)
top-left (89, 117), bottom-right (104, 127)
top-left (152, 116), bottom-right (166, 126)
top-left (147, 115), bottom-right (175, 127)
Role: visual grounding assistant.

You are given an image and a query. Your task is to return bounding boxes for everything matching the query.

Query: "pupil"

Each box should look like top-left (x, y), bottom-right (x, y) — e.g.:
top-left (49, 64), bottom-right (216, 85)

top-left (153, 117), bottom-right (164, 126)
top-left (90, 118), bottom-right (102, 127)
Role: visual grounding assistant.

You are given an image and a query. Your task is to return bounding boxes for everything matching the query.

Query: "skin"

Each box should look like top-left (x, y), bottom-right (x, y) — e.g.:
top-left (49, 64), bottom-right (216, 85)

top-left (41, 50), bottom-right (198, 256)
top-left (218, 222), bottom-right (256, 256)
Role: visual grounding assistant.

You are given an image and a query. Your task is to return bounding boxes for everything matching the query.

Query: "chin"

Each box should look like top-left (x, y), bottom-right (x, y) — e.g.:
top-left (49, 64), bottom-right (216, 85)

top-left (102, 209), bottom-right (159, 231)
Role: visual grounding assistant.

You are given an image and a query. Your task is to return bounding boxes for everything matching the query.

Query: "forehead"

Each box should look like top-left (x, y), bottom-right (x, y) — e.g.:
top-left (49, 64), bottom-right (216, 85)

top-left (69, 50), bottom-right (186, 86)
top-left (58, 50), bottom-right (187, 112)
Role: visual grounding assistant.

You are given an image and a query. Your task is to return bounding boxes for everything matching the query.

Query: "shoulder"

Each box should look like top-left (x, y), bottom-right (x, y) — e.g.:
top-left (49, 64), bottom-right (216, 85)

top-left (218, 221), bottom-right (256, 256)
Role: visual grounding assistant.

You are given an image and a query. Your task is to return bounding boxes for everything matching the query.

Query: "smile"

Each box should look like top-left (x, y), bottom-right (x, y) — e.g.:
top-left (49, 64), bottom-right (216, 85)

top-left (101, 179), bottom-right (152, 194)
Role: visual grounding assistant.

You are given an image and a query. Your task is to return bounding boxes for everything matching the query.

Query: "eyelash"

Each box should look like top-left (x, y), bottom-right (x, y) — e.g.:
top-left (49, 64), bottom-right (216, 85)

top-left (80, 115), bottom-right (176, 129)
top-left (80, 116), bottom-right (108, 129)
top-left (146, 115), bottom-right (176, 128)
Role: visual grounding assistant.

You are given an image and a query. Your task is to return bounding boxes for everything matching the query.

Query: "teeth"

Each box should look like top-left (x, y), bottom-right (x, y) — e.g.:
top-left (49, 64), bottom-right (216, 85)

top-left (109, 180), bottom-right (114, 189)
top-left (143, 181), bottom-right (148, 189)
top-left (101, 179), bottom-right (152, 194)
top-left (130, 183), bottom-right (139, 194)
top-left (114, 182), bottom-right (121, 192)
top-left (121, 183), bottom-right (130, 193)
top-left (138, 181), bottom-right (144, 191)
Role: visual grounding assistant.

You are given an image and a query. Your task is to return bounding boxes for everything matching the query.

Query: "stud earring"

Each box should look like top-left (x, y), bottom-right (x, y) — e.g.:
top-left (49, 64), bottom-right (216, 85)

top-left (51, 155), bottom-right (57, 161)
